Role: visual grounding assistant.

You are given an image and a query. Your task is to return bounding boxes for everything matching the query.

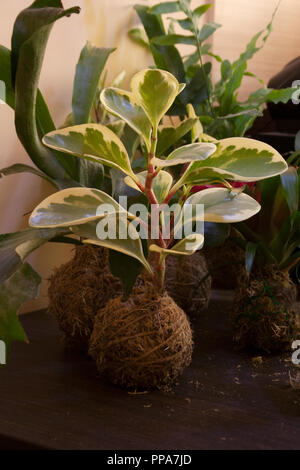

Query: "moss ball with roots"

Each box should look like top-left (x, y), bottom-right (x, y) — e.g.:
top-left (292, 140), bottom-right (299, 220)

top-left (165, 252), bottom-right (212, 316)
top-left (89, 286), bottom-right (193, 390)
top-left (48, 244), bottom-right (121, 351)
top-left (232, 267), bottom-right (299, 353)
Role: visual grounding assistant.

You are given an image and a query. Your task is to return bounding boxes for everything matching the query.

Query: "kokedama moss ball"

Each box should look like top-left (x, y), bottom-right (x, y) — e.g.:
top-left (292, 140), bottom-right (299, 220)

top-left (89, 286), bottom-right (193, 390)
top-left (48, 244), bottom-right (121, 351)
top-left (165, 252), bottom-right (212, 316)
top-left (232, 267), bottom-right (299, 353)
top-left (203, 239), bottom-right (245, 290)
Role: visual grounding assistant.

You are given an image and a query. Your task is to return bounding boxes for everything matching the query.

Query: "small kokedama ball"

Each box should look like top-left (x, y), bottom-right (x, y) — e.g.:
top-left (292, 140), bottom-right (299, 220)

top-left (89, 285), bottom-right (193, 390)
top-left (232, 267), bottom-right (299, 353)
top-left (48, 244), bottom-right (121, 351)
top-left (203, 238), bottom-right (245, 290)
top-left (165, 252), bottom-right (212, 316)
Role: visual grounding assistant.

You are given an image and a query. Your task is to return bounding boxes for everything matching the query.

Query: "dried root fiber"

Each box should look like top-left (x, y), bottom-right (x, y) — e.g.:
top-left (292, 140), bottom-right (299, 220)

top-left (232, 267), bottom-right (299, 353)
top-left (165, 252), bottom-right (211, 316)
top-left (48, 244), bottom-right (121, 351)
top-left (89, 285), bottom-right (193, 390)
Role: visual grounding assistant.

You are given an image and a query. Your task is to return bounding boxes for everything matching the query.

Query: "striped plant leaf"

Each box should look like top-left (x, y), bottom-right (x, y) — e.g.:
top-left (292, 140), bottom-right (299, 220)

top-left (42, 124), bottom-right (137, 180)
top-left (149, 233), bottom-right (204, 256)
top-left (29, 187), bottom-right (128, 229)
top-left (152, 142), bottom-right (216, 167)
top-left (124, 170), bottom-right (173, 203)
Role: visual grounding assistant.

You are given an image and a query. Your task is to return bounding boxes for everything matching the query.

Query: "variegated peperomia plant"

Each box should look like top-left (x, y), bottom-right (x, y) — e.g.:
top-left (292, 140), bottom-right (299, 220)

top-left (27, 68), bottom-right (288, 296)
top-left (0, 1), bottom-right (289, 361)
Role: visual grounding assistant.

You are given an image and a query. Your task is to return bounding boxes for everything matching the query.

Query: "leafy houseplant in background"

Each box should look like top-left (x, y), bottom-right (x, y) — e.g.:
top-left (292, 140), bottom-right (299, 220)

top-left (129, 0), bottom-right (299, 292)
top-left (230, 167), bottom-right (300, 353)
top-left (129, 0), bottom-right (298, 140)
top-left (27, 67), bottom-right (289, 389)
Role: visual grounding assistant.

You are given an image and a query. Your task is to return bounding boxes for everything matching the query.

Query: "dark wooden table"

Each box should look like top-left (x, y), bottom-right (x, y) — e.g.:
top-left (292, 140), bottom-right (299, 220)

top-left (0, 291), bottom-right (299, 450)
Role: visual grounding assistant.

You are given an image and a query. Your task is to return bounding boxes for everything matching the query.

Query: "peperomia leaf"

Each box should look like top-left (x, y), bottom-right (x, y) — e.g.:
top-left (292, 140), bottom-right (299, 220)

top-left (12, 0), bottom-right (80, 180)
top-left (29, 187), bottom-right (128, 228)
top-left (124, 170), bottom-right (173, 203)
top-left (179, 137), bottom-right (288, 186)
top-left (156, 117), bottom-right (198, 156)
top-left (149, 233), bottom-right (204, 256)
top-left (153, 142), bottom-right (216, 167)
top-left (131, 68), bottom-right (185, 127)
top-left (71, 217), bottom-right (151, 273)
top-left (101, 88), bottom-right (152, 151)
top-left (43, 124), bottom-right (137, 180)
top-left (0, 263), bottom-right (41, 356)
top-left (72, 42), bottom-right (115, 125)
top-left (186, 188), bottom-right (261, 223)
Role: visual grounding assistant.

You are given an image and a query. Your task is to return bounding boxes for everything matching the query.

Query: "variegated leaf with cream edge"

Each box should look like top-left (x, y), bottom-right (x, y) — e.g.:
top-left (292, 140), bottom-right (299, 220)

top-left (100, 88), bottom-right (152, 152)
top-left (42, 123), bottom-right (137, 181)
top-left (124, 170), bottom-right (173, 203)
top-left (29, 188), bottom-right (130, 229)
top-left (186, 187), bottom-right (261, 223)
top-left (131, 69), bottom-right (185, 128)
top-left (152, 142), bottom-right (217, 167)
top-left (156, 117), bottom-right (198, 156)
top-left (149, 233), bottom-right (204, 257)
top-left (71, 216), bottom-right (152, 273)
top-left (178, 137), bottom-right (288, 187)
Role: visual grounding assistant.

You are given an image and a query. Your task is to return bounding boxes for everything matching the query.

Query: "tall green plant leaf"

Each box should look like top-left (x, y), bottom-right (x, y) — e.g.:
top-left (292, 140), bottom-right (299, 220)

top-left (12, 0), bottom-right (80, 180)
top-left (72, 42), bottom-right (115, 125)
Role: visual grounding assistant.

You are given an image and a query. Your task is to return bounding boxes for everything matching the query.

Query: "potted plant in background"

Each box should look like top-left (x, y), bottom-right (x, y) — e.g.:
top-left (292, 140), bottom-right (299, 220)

top-left (230, 166), bottom-right (300, 352)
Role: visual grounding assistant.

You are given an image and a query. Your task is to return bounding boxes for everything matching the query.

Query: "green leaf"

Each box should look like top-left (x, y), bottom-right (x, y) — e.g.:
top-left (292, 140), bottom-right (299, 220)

top-left (193, 4), bottom-right (212, 18)
top-left (71, 216), bottom-right (152, 273)
top-left (12, 1), bottom-right (80, 180)
top-left (100, 88), bottom-right (152, 151)
top-left (180, 137), bottom-right (288, 185)
top-left (0, 263), bottom-right (41, 356)
top-left (151, 34), bottom-right (196, 46)
top-left (245, 242), bottom-right (257, 274)
top-left (149, 233), bottom-right (204, 256)
top-left (43, 124), bottom-right (136, 179)
top-left (78, 160), bottom-right (104, 190)
top-left (29, 187), bottom-right (127, 228)
top-left (72, 42), bottom-right (115, 125)
top-left (0, 45), bottom-right (55, 136)
top-left (0, 227), bottom-right (69, 286)
top-left (153, 142), bottom-right (216, 167)
top-left (109, 250), bottom-right (143, 298)
top-left (128, 28), bottom-right (150, 48)
top-left (280, 167), bottom-right (299, 215)
top-left (148, 1), bottom-right (180, 14)
top-left (124, 170), bottom-right (173, 203)
top-left (131, 68), bottom-right (185, 127)
top-left (198, 22), bottom-right (221, 43)
top-left (157, 117), bottom-right (198, 156)
top-left (133, 5), bottom-right (186, 84)
top-left (186, 188), bottom-right (261, 223)
top-left (0, 163), bottom-right (56, 187)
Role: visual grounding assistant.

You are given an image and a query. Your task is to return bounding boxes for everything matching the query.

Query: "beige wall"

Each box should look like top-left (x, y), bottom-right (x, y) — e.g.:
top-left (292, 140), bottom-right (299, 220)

top-left (0, 0), bottom-right (299, 312)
